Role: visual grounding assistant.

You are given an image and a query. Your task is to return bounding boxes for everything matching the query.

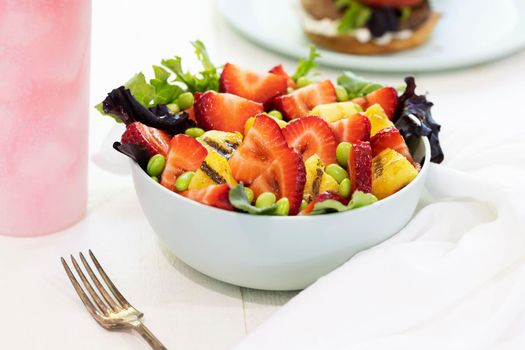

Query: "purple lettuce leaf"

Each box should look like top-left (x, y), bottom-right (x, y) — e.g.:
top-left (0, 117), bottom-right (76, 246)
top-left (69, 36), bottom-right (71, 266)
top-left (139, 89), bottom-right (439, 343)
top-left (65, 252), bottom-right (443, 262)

top-left (113, 142), bottom-right (151, 170)
top-left (102, 86), bottom-right (195, 134)
top-left (394, 77), bottom-right (444, 164)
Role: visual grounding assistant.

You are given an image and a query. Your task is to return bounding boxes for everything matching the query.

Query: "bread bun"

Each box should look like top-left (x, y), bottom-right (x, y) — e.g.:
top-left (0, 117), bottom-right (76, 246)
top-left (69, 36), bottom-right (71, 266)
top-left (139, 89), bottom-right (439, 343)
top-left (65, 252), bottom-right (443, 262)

top-left (304, 12), bottom-right (440, 55)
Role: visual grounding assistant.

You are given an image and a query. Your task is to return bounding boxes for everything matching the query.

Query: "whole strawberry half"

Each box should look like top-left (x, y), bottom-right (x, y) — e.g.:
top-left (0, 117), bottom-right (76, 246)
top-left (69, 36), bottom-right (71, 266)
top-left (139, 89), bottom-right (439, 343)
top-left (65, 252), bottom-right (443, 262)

top-left (220, 63), bottom-right (288, 105)
top-left (274, 80), bottom-right (337, 120)
top-left (121, 121), bottom-right (171, 157)
top-left (348, 141), bottom-right (373, 194)
top-left (268, 64), bottom-right (296, 89)
top-left (194, 91), bottom-right (263, 133)
top-left (370, 126), bottom-right (414, 163)
top-left (229, 114), bottom-right (306, 215)
top-left (160, 134), bottom-right (208, 191)
top-left (366, 87), bottom-right (398, 120)
top-left (299, 191), bottom-right (348, 215)
top-left (282, 116), bottom-right (337, 165)
top-left (181, 184), bottom-right (234, 211)
top-left (329, 113), bottom-right (371, 144)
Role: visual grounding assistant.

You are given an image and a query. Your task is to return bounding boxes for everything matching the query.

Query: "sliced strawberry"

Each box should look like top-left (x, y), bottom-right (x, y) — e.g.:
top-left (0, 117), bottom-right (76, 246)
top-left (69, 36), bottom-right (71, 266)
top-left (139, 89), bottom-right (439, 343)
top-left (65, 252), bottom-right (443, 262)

top-left (229, 114), bottom-right (289, 184)
top-left (348, 141), bottom-right (372, 194)
top-left (282, 116), bottom-right (337, 165)
top-left (351, 97), bottom-right (368, 110)
top-left (194, 91), bottom-right (263, 133)
top-left (229, 114), bottom-right (306, 214)
top-left (121, 121), bottom-right (171, 157)
top-left (269, 64), bottom-right (296, 89)
top-left (181, 184), bottom-right (234, 211)
top-left (250, 148), bottom-right (306, 215)
top-left (366, 87), bottom-right (398, 120)
top-left (370, 126), bottom-right (414, 163)
top-left (274, 80), bottom-right (337, 120)
top-left (299, 191), bottom-right (348, 215)
top-left (160, 134), bottom-right (208, 191)
top-left (329, 113), bottom-right (371, 144)
top-left (220, 63), bottom-right (287, 105)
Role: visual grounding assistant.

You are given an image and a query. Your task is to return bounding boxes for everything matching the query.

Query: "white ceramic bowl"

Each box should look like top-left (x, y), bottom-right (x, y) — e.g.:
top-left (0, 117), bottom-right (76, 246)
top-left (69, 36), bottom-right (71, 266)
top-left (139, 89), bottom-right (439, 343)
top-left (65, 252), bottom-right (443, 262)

top-left (131, 137), bottom-right (431, 291)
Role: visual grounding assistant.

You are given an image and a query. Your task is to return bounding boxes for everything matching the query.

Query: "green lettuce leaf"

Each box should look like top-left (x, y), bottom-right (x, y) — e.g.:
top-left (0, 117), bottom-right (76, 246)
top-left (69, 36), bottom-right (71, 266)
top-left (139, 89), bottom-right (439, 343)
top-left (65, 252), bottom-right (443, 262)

top-left (336, 0), bottom-right (372, 34)
top-left (310, 191), bottom-right (378, 215)
top-left (228, 184), bottom-right (277, 215)
top-left (124, 73), bottom-right (155, 107)
top-left (337, 71), bottom-right (383, 99)
top-left (292, 45), bottom-right (320, 82)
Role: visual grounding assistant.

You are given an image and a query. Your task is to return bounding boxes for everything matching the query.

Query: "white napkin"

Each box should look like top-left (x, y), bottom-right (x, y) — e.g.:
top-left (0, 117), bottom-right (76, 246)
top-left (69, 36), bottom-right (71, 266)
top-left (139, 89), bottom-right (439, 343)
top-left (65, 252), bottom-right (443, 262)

top-left (236, 132), bottom-right (525, 349)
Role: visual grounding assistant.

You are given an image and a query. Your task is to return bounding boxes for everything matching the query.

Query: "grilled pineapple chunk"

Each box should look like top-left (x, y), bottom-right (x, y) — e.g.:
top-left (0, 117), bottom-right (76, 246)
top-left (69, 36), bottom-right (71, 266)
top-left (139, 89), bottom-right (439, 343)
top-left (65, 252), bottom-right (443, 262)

top-left (244, 116), bottom-right (287, 135)
top-left (197, 130), bottom-right (243, 160)
top-left (188, 150), bottom-right (237, 190)
top-left (310, 101), bottom-right (361, 123)
top-left (303, 155), bottom-right (339, 202)
top-left (372, 148), bottom-right (418, 199)
top-left (365, 104), bottom-right (394, 136)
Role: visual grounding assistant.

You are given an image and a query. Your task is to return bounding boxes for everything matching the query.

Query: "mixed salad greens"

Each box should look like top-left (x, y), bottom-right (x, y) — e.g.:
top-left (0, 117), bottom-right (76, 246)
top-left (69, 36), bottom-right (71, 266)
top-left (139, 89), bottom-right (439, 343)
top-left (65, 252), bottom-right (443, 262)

top-left (98, 41), bottom-right (443, 216)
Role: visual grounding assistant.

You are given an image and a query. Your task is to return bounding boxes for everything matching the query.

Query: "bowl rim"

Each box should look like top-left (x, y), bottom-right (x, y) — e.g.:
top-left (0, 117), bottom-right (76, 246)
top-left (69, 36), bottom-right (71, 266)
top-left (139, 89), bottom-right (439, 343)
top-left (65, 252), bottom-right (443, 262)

top-left (131, 136), bottom-right (431, 220)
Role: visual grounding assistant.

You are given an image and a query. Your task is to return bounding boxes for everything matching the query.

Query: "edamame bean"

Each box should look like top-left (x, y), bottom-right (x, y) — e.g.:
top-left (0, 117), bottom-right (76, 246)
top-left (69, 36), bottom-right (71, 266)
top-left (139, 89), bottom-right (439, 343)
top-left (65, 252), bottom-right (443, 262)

top-left (338, 178), bottom-right (351, 198)
top-left (274, 197), bottom-right (290, 216)
top-left (244, 187), bottom-right (255, 203)
top-left (296, 77), bottom-right (312, 89)
top-left (255, 192), bottom-right (276, 208)
top-left (167, 103), bottom-right (180, 114)
top-left (335, 85), bottom-right (349, 102)
top-left (176, 92), bottom-right (194, 110)
top-left (175, 171), bottom-right (195, 191)
top-left (147, 154), bottom-right (166, 177)
top-left (300, 200), bottom-right (308, 211)
top-left (151, 176), bottom-right (159, 183)
top-left (268, 110), bottom-right (283, 120)
top-left (325, 163), bottom-right (349, 184)
top-left (185, 127), bottom-right (205, 138)
top-left (336, 142), bottom-right (352, 168)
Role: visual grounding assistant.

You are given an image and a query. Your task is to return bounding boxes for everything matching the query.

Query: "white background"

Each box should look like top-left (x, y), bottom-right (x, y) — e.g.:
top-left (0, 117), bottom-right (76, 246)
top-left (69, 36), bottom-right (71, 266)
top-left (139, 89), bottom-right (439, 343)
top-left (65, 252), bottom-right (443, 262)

top-left (1, 0), bottom-right (525, 349)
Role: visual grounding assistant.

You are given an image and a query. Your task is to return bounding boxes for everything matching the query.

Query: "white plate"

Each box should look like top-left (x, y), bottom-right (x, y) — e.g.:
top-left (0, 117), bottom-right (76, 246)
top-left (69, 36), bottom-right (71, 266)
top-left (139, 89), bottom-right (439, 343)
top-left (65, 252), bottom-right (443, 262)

top-left (217, 0), bottom-right (525, 72)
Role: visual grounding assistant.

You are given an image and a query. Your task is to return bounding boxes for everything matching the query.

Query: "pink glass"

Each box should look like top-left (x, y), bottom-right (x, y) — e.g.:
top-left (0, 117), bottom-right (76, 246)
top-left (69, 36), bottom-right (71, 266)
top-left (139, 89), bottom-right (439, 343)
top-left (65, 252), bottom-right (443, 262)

top-left (0, 0), bottom-right (91, 236)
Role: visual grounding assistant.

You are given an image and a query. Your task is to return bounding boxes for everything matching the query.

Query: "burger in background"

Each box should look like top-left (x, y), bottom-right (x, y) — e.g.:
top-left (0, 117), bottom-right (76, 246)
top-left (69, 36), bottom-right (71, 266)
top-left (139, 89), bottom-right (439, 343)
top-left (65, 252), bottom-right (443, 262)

top-left (300, 0), bottom-right (440, 54)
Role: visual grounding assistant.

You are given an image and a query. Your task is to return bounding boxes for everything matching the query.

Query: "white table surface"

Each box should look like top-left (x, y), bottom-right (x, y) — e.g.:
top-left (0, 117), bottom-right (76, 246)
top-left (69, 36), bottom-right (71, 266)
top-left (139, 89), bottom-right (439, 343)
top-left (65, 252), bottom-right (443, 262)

top-left (1, 0), bottom-right (524, 349)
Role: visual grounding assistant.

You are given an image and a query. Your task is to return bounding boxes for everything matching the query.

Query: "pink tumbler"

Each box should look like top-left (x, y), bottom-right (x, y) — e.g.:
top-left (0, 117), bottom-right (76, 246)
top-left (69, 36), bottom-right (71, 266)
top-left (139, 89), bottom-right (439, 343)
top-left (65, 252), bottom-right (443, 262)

top-left (0, 0), bottom-right (91, 236)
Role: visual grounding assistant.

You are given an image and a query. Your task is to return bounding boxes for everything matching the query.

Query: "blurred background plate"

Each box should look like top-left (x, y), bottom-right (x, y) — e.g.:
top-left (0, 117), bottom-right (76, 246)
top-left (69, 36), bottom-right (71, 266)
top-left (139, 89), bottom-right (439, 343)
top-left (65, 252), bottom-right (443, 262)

top-left (217, 0), bottom-right (525, 72)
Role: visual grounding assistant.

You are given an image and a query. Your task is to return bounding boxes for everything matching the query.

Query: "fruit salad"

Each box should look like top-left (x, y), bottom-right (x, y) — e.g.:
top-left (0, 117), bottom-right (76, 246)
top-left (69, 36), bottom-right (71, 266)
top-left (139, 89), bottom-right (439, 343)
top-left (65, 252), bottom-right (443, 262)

top-left (98, 42), bottom-right (443, 216)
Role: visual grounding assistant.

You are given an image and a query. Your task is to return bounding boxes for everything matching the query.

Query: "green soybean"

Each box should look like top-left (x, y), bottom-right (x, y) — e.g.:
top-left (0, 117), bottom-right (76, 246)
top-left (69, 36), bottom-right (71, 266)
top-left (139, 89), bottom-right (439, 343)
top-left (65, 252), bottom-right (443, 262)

top-left (296, 77), bottom-right (312, 89)
top-left (185, 127), bottom-right (205, 138)
top-left (268, 110), bottom-right (283, 120)
top-left (167, 103), bottom-right (180, 114)
top-left (151, 176), bottom-right (159, 183)
top-left (244, 187), bottom-right (255, 203)
top-left (300, 200), bottom-right (308, 211)
top-left (336, 142), bottom-right (352, 168)
top-left (175, 171), bottom-right (195, 192)
top-left (255, 192), bottom-right (276, 208)
top-left (339, 178), bottom-right (351, 198)
top-left (274, 197), bottom-right (290, 216)
top-left (176, 92), bottom-right (195, 110)
top-left (335, 85), bottom-right (349, 102)
top-left (147, 154), bottom-right (166, 177)
top-left (325, 163), bottom-right (349, 184)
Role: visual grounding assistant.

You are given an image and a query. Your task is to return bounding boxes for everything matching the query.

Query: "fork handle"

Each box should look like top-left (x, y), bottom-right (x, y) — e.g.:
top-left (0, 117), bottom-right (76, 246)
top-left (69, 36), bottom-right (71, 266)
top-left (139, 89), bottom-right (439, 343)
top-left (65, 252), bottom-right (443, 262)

top-left (133, 322), bottom-right (167, 350)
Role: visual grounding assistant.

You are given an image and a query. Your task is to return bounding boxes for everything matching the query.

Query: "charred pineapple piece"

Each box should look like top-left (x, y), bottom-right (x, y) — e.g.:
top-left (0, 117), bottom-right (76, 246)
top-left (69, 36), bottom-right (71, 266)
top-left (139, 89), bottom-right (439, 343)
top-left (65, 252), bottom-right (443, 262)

top-left (188, 150), bottom-right (237, 190)
top-left (197, 130), bottom-right (243, 160)
top-left (310, 101), bottom-right (362, 123)
top-left (303, 154), bottom-right (339, 202)
top-left (371, 148), bottom-right (418, 199)
top-left (365, 104), bottom-right (394, 137)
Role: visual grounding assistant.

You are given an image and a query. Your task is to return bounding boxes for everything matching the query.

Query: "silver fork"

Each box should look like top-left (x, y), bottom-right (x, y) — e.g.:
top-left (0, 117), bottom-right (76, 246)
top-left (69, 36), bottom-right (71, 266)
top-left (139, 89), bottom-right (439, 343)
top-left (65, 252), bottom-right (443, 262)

top-left (61, 250), bottom-right (167, 349)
